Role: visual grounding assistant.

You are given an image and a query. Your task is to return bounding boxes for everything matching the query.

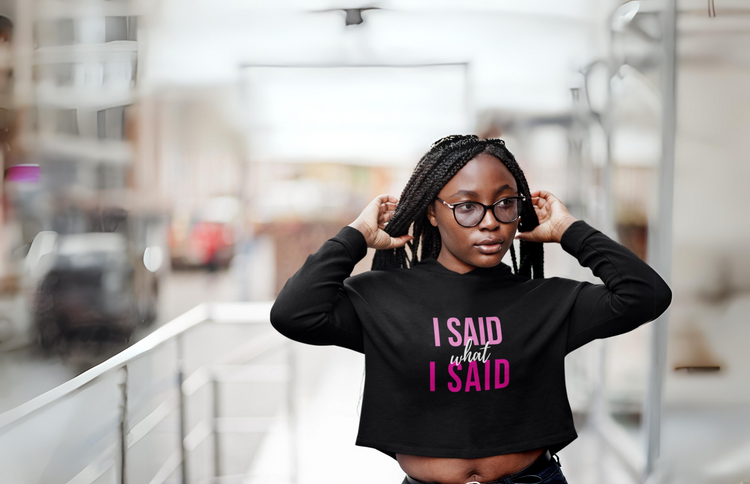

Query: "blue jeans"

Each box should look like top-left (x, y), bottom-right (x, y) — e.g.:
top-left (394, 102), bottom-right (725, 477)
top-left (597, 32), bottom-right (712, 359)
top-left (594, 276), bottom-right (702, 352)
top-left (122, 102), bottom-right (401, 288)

top-left (400, 450), bottom-right (569, 484)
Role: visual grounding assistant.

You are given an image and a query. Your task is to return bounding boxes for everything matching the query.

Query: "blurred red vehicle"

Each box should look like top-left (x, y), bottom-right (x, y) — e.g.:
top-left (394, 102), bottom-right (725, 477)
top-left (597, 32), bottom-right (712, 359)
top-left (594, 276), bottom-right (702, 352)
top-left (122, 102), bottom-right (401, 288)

top-left (169, 196), bottom-right (238, 270)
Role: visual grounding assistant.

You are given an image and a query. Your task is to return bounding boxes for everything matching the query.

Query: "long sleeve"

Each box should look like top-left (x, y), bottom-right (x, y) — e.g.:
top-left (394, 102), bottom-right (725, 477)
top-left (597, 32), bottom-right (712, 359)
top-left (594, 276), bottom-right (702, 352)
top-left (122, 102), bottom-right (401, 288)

top-left (269, 225), bottom-right (368, 353)
top-left (559, 220), bottom-right (672, 355)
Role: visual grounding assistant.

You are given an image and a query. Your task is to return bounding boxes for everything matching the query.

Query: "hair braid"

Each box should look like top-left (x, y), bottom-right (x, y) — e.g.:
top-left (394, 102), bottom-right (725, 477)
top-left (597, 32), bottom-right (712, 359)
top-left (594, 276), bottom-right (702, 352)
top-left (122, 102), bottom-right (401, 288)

top-left (482, 143), bottom-right (544, 279)
top-left (371, 135), bottom-right (544, 279)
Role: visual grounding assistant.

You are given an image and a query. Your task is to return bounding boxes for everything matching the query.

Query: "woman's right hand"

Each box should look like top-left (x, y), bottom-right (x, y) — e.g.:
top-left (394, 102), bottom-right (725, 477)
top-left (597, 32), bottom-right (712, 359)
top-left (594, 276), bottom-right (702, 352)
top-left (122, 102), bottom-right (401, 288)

top-left (348, 194), bottom-right (414, 250)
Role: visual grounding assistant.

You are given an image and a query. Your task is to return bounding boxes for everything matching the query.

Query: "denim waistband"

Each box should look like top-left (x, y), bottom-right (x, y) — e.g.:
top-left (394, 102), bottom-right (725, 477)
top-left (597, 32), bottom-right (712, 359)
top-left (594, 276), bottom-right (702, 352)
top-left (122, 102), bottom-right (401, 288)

top-left (405, 449), bottom-right (560, 484)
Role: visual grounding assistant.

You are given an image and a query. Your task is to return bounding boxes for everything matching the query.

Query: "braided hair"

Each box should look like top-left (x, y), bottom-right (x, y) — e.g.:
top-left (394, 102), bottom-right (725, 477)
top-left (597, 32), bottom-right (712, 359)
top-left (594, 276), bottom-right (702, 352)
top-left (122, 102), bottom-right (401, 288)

top-left (371, 134), bottom-right (544, 279)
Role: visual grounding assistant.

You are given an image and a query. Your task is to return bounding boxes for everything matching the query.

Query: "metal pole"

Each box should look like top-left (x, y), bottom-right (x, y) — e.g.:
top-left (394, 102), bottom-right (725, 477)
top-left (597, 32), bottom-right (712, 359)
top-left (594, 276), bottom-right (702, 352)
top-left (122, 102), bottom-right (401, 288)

top-left (568, 87), bottom-right (585, 220)
top-left (118, 366), bottom-right (129, 484)
top-left (237, 71), bottom-right (253, 303)
top-left (212, 373), bottom-right (221, 480)
top-left (177, 337), bottom-right (189, 484)
top-left (643, 0), bottom-right (677, 478)
top-left (602, 60), bottom-right (616, 239)
top-left (287, 343), bottom-right (298, 484)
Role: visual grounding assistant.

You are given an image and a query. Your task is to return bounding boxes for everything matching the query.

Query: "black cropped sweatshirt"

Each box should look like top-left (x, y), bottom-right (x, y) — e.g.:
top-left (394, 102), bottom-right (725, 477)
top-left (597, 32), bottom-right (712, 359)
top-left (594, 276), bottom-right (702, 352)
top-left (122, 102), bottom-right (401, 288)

top-left (269, 220), bottom-right (672, 460)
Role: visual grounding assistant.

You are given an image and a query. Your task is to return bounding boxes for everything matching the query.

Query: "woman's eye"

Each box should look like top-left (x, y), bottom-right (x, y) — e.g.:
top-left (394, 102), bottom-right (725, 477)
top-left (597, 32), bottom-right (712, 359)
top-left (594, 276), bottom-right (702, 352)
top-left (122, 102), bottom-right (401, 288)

top-left (498, 199), bottom-right (513, 206)
top-left (456, 203), bottom-right (478, 213)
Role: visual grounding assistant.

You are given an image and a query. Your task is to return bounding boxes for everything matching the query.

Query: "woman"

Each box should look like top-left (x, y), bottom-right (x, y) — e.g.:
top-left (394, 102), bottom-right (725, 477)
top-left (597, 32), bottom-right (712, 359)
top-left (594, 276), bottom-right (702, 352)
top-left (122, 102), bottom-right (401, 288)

top-left (270, 134), bottom-right (672, 484)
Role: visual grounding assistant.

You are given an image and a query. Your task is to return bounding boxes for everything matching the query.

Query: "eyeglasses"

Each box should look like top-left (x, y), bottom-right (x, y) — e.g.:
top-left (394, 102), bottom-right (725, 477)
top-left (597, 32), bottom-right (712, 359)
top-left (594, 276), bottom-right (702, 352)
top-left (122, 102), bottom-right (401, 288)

top-left (435, 194), bottom-right (525, 227)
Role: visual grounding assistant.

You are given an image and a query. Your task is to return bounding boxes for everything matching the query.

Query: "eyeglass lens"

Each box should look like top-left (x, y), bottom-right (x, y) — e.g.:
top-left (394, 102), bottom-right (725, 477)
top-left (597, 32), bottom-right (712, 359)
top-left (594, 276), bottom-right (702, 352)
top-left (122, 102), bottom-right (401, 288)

top-left (454, 199), bottom-right (522, 226)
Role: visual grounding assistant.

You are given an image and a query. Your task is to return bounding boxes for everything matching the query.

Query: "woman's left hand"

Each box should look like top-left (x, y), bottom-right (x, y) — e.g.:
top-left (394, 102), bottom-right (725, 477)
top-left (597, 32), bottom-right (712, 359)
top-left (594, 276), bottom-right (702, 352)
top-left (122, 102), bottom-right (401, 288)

top-left (514, 190), bottom-right (578, 244)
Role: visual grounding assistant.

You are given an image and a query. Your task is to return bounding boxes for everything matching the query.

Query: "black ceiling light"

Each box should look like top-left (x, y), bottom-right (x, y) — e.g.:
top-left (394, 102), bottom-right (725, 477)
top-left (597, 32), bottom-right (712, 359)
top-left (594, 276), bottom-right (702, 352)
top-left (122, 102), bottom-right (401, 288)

top-left (311, 6), bottom-right (382, 27)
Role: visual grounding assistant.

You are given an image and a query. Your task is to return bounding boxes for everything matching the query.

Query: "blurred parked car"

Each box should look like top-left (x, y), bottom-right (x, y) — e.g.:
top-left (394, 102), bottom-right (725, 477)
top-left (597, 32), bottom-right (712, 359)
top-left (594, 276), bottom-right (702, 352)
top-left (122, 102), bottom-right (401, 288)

top-left (19, 202), bottom-right (167, 352)
top-left (31, 231), bottom-right (160, 350)
top-left (169, 196), bottom-right (238, 271)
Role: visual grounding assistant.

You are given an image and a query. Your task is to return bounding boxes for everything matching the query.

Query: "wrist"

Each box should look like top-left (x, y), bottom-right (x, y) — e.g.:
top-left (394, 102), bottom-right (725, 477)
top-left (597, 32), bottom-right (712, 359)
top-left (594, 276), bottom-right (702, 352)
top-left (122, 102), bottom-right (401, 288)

top-left (348, 220), bottom-right (371, 242)
top-left (553, 216), bottom-right (578, 243)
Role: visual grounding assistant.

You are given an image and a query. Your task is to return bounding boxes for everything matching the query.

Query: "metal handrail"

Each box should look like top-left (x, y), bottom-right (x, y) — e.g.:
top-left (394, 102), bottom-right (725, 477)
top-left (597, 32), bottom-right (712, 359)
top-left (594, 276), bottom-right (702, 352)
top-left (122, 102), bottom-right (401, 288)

top-left (0, 300), bottom-right (292, 484)
top-left (0, 302), bottom-right (274, 432)
top-left (0, 304), bottom-right (207, 432)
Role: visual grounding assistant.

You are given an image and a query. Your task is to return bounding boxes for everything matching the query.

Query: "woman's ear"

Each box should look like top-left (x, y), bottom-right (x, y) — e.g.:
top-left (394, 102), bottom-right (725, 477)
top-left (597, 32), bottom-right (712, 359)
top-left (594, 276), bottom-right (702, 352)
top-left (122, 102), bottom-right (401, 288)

top-left (427, 202), bottom-right (438, 227)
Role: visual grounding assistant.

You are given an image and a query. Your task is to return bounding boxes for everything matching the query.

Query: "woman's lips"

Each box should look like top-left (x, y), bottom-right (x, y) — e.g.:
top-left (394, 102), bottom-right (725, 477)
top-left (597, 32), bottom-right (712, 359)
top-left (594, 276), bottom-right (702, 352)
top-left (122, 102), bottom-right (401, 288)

top-left (474, 242), bottom-right (503, 254)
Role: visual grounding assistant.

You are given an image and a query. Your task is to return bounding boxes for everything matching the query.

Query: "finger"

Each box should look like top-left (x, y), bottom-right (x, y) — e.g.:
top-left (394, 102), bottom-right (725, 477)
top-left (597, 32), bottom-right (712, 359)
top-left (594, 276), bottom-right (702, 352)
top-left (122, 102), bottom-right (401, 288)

top-left (514, 230), bottom-right (535, 241)
top-left (378, 200), bottom-right (399, 213)
top-left (390, 234), bottom-right (413, 249)
top-left (376, 194), bottom-right (399, 204)
top-left (372, 195), bottom-right (396, 210)
top-left (536, 189), bottom-right (557, 204)
top-left (378, 213), bottom-right (395, 228)
top-left (378, 207), bottom-right (396, 217)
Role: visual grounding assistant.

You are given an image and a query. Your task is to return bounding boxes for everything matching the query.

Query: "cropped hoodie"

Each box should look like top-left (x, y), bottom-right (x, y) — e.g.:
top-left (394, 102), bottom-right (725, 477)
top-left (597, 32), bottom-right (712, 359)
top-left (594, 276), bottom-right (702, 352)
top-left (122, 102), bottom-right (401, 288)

top-left (269, 220), bottom-right (672, 459)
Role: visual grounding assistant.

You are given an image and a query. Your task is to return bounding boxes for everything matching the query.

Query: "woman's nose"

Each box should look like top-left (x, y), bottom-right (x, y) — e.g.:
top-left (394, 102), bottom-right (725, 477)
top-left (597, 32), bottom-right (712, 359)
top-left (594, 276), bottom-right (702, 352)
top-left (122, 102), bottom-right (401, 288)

top-left (479, 206), bottom-right (500, 228)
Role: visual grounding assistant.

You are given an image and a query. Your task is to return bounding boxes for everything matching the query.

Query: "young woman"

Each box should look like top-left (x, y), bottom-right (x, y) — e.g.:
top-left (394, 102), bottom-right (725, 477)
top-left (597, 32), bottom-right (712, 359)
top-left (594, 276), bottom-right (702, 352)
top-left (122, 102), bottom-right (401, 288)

top-left (270, 134), bottom-right (672, 484)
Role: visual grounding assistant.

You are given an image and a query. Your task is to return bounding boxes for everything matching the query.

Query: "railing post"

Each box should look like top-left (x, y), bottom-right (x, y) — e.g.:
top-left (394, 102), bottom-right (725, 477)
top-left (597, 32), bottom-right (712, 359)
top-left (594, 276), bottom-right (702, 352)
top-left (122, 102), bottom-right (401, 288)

top-left (117, 366), bottom-right (129, 484)
top-left (644, 0), bottom-right (677, 478)
top-left (177, 336), bottom-right (189, 484)
top-left (287, 342), bottom-right (298, 484)
top-left (212, 373), bottom-right (221, 480)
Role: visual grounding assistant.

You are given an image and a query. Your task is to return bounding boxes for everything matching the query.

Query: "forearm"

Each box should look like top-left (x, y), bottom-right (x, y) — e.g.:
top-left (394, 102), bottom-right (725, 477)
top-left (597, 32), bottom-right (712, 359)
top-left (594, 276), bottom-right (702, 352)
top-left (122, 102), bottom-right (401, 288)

top-left (560, 220), bottom-right (672, 353)
top-left (269, 226), bottom-right (368, 352)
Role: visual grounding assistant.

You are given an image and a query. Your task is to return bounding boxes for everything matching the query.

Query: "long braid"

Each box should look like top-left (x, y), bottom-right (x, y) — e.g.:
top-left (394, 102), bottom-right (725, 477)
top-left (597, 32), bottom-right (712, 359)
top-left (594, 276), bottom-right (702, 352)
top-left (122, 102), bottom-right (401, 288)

top-left (372, 135), bottom-right (544, 279)
top-left (483, 143), bottom-right (544, 279)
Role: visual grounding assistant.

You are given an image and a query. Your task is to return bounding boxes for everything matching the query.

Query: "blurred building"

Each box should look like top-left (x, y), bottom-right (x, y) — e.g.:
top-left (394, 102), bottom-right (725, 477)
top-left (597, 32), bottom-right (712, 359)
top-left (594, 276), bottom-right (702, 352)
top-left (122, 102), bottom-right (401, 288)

top-left (0, 0), bottom-right (748, 483)
top-left (0, 0), bottom-right (166, 350)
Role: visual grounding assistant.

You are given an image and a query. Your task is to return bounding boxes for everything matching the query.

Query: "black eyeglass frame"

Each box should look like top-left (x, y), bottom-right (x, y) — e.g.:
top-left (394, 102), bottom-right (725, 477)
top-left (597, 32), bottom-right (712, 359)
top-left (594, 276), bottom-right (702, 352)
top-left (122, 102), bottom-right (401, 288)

top-left (435, 194), bottom-right (526, 227)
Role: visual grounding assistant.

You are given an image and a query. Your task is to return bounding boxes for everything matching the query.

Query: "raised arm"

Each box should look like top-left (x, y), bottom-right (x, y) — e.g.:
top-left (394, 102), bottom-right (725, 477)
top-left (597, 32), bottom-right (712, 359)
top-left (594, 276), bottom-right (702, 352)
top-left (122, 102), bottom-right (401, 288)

top-left (269, 226), bottom-right (368, 353)
top-left (513, 189), bottom-right (672, 355)
top-left (269, 194), bottom-right (413, 354)
top-left (559, 220), bottom-right (673, 354)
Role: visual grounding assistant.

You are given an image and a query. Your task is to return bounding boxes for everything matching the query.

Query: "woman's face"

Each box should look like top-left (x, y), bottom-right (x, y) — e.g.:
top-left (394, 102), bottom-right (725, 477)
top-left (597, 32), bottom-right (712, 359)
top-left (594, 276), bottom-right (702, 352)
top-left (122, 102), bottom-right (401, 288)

top-left (426, 152), bottom-right (521, 274)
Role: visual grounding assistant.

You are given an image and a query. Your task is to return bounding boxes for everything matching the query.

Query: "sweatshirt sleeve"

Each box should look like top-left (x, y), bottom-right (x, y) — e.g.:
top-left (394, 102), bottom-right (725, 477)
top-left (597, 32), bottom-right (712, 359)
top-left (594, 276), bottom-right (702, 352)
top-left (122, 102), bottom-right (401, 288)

top-left (269, 225), bottom-right (368, 354)
top-left (559, 220), bottom-right (673, 355)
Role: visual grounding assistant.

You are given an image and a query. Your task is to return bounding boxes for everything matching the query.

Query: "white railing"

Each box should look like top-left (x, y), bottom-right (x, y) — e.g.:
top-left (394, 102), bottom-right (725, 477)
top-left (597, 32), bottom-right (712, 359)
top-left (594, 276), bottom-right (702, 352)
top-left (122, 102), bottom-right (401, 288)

top-left (0, 302), bottom-right (297, 484)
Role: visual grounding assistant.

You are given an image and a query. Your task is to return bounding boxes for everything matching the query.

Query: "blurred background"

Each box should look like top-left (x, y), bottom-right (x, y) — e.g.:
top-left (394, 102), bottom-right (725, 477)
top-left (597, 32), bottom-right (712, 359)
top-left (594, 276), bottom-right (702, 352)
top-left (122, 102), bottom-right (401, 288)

top-left (0, 0), bottom-right (748, 483)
